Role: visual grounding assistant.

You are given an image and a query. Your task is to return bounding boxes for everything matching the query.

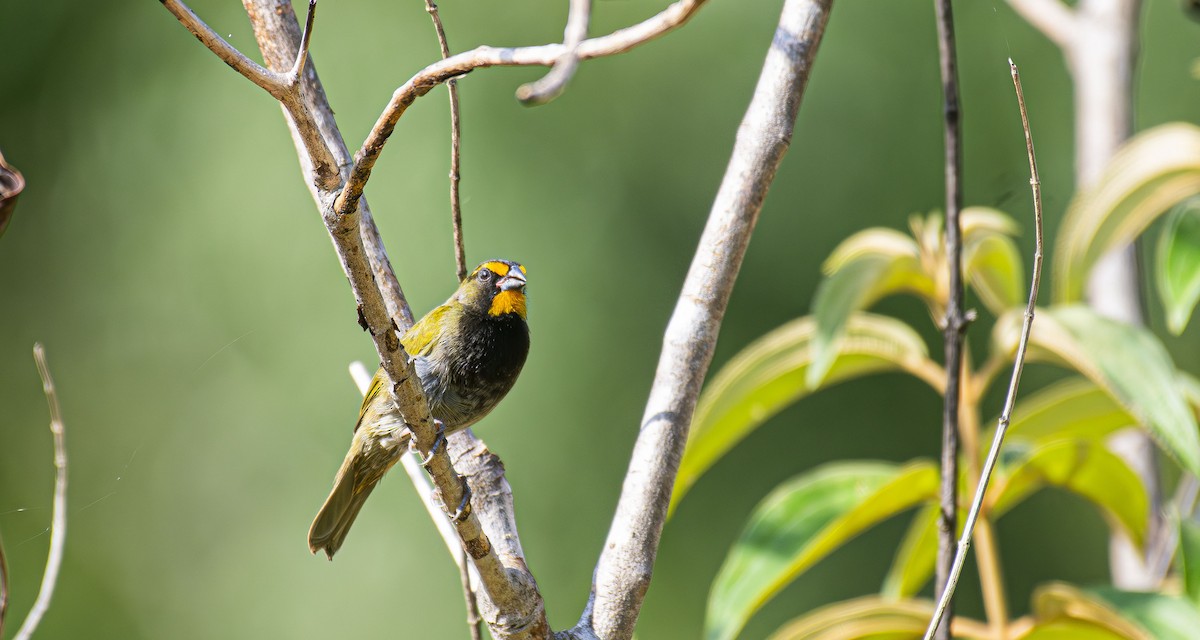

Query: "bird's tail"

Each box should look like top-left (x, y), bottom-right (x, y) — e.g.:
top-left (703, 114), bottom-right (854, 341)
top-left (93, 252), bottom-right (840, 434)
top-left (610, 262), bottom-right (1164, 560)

top-left (308, 450), bottom-right (379, 560)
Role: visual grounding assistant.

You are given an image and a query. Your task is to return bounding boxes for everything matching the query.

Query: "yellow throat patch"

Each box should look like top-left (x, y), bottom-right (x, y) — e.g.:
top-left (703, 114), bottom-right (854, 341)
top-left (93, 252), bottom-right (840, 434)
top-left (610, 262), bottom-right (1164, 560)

top-left (489, 289), bottom-right (526, 318)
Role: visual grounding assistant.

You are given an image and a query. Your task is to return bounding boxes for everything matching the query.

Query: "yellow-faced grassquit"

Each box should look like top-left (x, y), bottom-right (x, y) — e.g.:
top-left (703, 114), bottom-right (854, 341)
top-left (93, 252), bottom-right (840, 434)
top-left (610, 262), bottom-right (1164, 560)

top-left (308, 259), bottom-right (530, 558)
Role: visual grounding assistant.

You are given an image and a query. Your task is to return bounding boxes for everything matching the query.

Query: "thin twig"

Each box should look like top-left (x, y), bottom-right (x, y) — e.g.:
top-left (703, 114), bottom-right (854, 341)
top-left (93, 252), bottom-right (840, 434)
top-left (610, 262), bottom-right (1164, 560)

top-left (516, 0), bottom-right (592, 106)
top-left (923, 59), bottom-right (1044, 640)
top-left (460, 547), bottom-right (484, 640)
top-left (423, 0), bottom-right (468, 282)
top-left (0, 525), bottom-right (7, 639)
top-left (164, 0), bottom-right (337, 186)
top-left (14, 345), bottom-right (69, 640)
top-left (568, 0), bottom-right (833, 636)
top-left (933, 0), bottom-right (965, 637)
top-left (161, 0), bottom-right (315, 99)
top-left (336, 0), bottom-right (709, 217)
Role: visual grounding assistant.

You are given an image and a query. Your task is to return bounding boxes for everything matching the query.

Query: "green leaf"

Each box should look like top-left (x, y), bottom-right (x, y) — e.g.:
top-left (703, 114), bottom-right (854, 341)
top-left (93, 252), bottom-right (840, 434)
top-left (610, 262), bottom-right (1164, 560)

top-left (767, 596), bottom-right (991, 640)
top-left (1056, 123), bottom-right (1200, 302)
top-left (706, 461), bottom-right (938, 640)
top-left (988, 440), bottom-right (1149, 546)
top-left (672, 314), bottom-right (941, 514)
top-left (1156, 197), bottom-right (1200, 334)
top-left (809, 237), bottom-right (934, 387)
top-left (1088, 587), bottom-right (1200, 640)
top-left (881, 503), bottom-right (938, 599)
top-left (993, 304), bottom-right (1200, 477)
top-left (1002, 377), bottom-right (1136, 444)
top-left (965, 233), bottom-right (1025, 314)
top-left (1179, 519), bottom-right (1200, 607)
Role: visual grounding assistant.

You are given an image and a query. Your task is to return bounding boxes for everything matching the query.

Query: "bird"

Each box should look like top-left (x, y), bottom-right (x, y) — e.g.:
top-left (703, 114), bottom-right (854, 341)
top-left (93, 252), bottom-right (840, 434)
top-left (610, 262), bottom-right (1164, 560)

top-left (308, 259), bottom-right (530, 559)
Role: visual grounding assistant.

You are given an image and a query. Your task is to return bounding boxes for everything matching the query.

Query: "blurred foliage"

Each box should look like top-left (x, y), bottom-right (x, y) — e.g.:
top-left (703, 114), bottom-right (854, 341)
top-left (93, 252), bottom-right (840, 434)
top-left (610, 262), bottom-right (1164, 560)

top-left (1, 0), bottom-right (1199, 638)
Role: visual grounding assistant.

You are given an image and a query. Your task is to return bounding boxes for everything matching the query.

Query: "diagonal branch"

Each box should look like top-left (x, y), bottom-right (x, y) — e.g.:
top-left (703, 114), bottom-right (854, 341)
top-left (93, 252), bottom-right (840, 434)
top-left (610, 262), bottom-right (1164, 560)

top-left (336, 0), bottom-right (709, 217)
top-left (516, 0), bottom-right (592, 106)
top-left (162, 0), bottom-right (338, 186)
top-left (1006, 0), bottom-right (1077, 48)
top-left (923, 59), bottom-right (1045, 640)
top-left (567, 0), bottom-right (833, 637)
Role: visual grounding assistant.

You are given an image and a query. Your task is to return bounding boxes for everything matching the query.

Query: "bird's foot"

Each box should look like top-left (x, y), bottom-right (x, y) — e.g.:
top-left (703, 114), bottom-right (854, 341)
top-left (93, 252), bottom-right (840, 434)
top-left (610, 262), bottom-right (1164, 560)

top-left (416, 419), bottom-right (447, 467)
top-left (450, 477), bottom-right (473, 524)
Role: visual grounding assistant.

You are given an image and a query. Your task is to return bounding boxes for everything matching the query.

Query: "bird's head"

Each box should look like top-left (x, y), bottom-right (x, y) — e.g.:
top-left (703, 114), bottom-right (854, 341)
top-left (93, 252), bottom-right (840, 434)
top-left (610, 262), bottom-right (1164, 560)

top-left (456, 259), bottom-right (528, 319)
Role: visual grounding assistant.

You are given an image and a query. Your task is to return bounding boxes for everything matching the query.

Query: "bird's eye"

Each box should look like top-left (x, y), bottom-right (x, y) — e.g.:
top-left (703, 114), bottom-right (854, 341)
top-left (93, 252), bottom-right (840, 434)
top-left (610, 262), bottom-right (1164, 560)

top-left (477, 269), bottom-right (492, 282)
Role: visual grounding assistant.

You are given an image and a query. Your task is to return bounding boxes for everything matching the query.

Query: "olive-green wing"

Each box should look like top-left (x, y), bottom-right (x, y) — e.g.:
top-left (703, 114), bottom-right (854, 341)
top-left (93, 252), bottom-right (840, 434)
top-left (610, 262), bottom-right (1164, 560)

top-left (352, 304), bottom-right (452, 431)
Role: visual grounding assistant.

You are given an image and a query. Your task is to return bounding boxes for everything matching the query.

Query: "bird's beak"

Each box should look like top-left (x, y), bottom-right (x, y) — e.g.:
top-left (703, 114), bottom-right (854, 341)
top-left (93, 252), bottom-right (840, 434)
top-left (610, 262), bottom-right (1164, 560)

top-left (498, 270), bottom-right (527, 292)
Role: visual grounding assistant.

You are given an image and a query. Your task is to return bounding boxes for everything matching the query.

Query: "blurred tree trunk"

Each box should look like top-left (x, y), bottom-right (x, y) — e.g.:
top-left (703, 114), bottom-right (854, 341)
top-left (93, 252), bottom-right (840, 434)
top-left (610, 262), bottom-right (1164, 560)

top-left (1071, 0), bottom-right (1159, 591)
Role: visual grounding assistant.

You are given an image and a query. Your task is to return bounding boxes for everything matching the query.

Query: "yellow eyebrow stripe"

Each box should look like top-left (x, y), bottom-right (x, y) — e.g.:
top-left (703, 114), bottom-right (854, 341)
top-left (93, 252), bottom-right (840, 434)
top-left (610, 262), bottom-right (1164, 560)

top-left (477, 261), bottom-right (511, 277)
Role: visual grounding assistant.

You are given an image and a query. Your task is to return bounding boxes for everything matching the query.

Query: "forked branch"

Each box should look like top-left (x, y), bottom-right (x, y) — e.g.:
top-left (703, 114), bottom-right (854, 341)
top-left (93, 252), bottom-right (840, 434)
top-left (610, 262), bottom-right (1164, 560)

top-left (336, 0), bottom-right (709, 216)
top-left (517, 0), bottom-right (593, 105)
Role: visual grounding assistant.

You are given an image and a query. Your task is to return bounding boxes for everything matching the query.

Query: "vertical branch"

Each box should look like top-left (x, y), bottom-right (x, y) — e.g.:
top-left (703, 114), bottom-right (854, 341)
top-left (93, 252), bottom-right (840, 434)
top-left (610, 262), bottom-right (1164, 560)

top-left (423, 0), bottom-right (468, 282)
top-left (932, 1), bottom-right (965, 638)
top-left (571, 0), bottom-right (834, 637)
top-left (923, 59), bottom-right (1045, 640)
top-left (459, 548), bottom-right (484, 640)
top-left (14, 345), bottom-right (69, 640)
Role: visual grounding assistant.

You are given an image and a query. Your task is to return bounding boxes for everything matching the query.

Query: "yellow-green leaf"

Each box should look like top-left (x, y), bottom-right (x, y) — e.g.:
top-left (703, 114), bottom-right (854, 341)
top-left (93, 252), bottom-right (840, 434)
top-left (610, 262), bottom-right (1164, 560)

top-left (1002, 377), bottom-right (1136, 444)
top-left (1179, 519), bottom-right (1200, 607)
top-left (809, 248), bottom-right (934, 387)
top-left (1088, 587), bottom-right (1200, 640)
top-left (1156, 197), bottom-right (1200, 334)
top-left (881, 503), bottom-right (939, 600)
top-left (1017, 620), bottom-right (1136, 640)
top-left (993, 304), bottom-right (1200, 477)
top-left (672, 314), bottom-right (942, 514)
top-left (1056, 123), bottom-right (1200, 302)
top-left (706, 461), bottom-right (938, 640)
top-left (965, 232), bottom-right (1025, 314)
top-left (767, 596), bottom-right (991, 640)
top-left (988, 440), bottom-right (1149, 546)
top-left (1033, 583), bottom-right (1152, 640)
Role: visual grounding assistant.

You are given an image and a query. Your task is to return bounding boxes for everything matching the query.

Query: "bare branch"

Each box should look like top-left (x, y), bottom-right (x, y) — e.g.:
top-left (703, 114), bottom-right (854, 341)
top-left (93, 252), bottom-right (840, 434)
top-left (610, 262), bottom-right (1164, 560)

top-left (932, 0), bottom-right (965, 636)
top-left (564, 1), bottom-right (833, 637)
top-left (423, 0), bottom-right (468, 282)
top-left (238, 0), bottom-right (411, 326)
top-left (923, 59), bottom-right (1045, 640)
top-left (160, 0), bottom-right (315, 100)
top-left (336, 0), bottom-right (709, 217)
top-left (1006, 0), bottom-right (1077, 48)
top-left (13, 345), bottom-right (69, 640)
top-left (516, 0), bottom-right (592, 106)
top-left (236, 2), bottom-right (536, 631)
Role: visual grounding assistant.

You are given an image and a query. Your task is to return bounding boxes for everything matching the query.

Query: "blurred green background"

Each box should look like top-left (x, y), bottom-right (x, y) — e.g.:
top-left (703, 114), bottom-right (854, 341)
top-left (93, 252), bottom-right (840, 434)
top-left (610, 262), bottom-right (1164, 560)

top-left (2, 0), bottom-right (1199, 638)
